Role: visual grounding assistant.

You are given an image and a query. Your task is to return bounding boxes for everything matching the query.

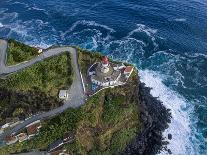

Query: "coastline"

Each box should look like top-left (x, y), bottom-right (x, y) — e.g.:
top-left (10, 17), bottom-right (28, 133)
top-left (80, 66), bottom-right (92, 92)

top-left (0, 39), bottom-right (172, 154)
top-left (123, 77), bottom-right (172, 155)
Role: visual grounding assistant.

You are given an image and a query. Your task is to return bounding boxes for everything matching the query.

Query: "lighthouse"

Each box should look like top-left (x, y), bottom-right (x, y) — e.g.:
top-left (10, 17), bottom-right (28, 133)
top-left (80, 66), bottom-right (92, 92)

top-left (101, 56), bottom-right (110, 73)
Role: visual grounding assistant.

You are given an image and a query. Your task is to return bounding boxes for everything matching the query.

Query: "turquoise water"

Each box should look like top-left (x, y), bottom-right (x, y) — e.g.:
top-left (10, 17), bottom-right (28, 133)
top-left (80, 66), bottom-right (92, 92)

top-left (0, 0), bottom-right (207, 154)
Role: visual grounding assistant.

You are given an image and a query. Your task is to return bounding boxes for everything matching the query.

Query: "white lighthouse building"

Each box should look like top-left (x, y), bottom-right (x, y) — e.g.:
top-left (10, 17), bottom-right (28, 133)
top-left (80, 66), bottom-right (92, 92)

top-left (100, 56), bottom-right (110, 73)
top-left (88, 56), bottom-right (134, 89)
top-left (88, 56), bottom-right (121, 87)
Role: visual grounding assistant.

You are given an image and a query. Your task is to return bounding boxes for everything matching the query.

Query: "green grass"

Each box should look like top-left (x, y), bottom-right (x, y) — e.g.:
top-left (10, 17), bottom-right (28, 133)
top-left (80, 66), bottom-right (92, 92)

top-left (110, 127), bottom-right (137, 155)
top-left (1, 53), bottom-right (72, 95)
top-left (77, 47), bottom-right (103, 76)
top-left (7, 39), bottom-right (39, 66)
top-left (0, 53), bottom-right (73, 123)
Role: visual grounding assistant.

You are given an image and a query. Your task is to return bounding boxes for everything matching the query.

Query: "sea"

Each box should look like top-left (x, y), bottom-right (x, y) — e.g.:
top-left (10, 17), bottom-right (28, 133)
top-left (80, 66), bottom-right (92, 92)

top-left (0, 0), bottom-right (207, 154)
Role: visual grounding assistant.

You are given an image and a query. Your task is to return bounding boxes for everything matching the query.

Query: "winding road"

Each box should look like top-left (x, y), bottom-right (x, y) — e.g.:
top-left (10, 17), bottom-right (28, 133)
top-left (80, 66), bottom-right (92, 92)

top-left (0, 39), bottom-right (86, 145)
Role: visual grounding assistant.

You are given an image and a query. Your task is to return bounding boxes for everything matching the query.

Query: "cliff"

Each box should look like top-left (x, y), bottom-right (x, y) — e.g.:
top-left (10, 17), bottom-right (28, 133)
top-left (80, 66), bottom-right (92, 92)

top-left (0, 41), bottom-right (171, 155)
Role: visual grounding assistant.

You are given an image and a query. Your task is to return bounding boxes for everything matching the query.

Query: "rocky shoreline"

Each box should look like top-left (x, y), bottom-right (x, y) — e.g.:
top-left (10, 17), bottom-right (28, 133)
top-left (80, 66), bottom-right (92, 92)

top-left (123, 77), bottom-right (172, 155)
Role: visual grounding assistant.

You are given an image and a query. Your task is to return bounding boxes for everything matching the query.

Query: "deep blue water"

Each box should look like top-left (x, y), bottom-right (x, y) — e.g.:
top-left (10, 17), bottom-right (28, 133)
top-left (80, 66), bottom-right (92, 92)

top-left (0, 0), bottom-right (207, 154)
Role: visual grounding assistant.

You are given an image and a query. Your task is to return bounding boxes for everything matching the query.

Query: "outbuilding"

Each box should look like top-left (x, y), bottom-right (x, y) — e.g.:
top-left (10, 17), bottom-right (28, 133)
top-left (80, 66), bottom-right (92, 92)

top-left (59, 90), bottom-right (68, 100)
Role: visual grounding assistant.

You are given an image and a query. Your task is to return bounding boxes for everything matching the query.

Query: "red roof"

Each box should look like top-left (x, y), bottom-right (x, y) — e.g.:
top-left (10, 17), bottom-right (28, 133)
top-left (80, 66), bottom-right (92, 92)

top-left (5, 135), bottom-right (16, 143)
top-left (102, 56), bottom-right (109, 64)
top-left (26, 122), bottom-right (41, 135)
top-left (124, 66), bottom-right (133, 73)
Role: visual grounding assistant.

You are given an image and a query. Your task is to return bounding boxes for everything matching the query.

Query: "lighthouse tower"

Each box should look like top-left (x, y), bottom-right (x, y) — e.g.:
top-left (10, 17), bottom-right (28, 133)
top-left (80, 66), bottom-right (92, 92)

top-left (101, 56), bottom-right (110, 73)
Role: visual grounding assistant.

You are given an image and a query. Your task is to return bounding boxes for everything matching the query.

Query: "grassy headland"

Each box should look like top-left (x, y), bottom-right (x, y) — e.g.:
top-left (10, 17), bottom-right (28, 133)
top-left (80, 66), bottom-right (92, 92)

top-left (0, 49), bottom-right (142, 155)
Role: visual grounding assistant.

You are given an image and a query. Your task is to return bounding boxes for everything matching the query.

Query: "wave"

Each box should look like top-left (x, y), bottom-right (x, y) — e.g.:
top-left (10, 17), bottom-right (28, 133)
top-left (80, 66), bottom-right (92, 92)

top-left (28, 6), bottom-right (46, 11)
top-left (0, 12), bottom-right (18, 22)
top-left (12, 1), bottom-right (29, 6)
top-left (61, 20), bottom-right (115, 39)
top-left (139, 70), bottom-right (196, 155)
top-left (0, 8), bottom-right (8, 14)
top-left (174, 18), bottom-right (187, 22)
top-left (127, 24), bottom-right (158, 50)
top-left (184, 52), bottom-right (207, 58)
top-left (0, 23), bottom-right (3, 28)
top-left (128, 24), bottom-right (157, 37)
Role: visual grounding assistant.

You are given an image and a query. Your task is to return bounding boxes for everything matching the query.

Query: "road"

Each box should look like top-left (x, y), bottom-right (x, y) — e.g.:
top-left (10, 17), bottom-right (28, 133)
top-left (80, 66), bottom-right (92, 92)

top-left (0, 39), bottom-right (86, 145)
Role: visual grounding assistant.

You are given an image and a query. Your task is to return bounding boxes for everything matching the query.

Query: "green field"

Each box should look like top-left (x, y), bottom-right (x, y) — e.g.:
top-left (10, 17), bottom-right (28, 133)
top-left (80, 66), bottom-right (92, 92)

top-left (0, 53), bottom-right (73, 123)
top-left (7, 39), bottom-right (39, 66)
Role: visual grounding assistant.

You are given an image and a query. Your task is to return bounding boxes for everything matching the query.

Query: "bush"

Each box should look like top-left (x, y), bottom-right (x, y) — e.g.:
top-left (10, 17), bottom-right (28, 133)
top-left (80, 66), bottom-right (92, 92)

top-left (7, 39), bottom-right (39, 65)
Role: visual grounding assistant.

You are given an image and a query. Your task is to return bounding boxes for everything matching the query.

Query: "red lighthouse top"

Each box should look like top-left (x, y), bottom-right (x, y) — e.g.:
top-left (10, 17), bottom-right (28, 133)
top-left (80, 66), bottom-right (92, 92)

top-left (102, 56), bottom-right (109, 64)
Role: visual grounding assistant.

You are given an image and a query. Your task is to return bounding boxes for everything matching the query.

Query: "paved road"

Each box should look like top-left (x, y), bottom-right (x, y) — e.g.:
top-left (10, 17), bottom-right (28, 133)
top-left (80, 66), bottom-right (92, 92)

top-left (0, 39), bottom-right (86, 145)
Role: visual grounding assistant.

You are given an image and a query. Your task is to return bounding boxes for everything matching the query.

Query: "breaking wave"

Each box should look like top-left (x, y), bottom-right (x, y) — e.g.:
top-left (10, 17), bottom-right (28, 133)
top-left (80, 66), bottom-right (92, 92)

top-left (139, 70), bottom-right (195, 155)
top-left (0, 23), bottom-right (3, 28)
top-left (174, 18), bottom-right (187, 22)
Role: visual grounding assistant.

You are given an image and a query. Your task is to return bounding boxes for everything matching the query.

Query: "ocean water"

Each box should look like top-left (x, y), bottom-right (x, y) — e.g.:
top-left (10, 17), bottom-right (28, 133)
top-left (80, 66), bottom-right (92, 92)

top-left (0, 0), bottom-right (207, 154)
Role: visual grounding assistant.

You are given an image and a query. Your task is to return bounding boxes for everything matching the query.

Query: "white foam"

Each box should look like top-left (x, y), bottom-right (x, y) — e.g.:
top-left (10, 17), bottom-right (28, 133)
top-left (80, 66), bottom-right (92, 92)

top-left (174, 18), bottom-right (187, 22)
top-left (139, 70), bottom-right (196, 155)
top-left (92, 37), bottom-right (98, 50)
top-left (12, 1), bottom-right (29, 8)
top-left (28, 5), bottom-right (46, 11)
top-left (0, 23), bottom-right (3, 28)
top-left (185, 52), bottom-right (207, 58)
top-left (0, 12), bottom-right (18, 21)
top-left (128, 24), bottom-right (157, 37)
top-left (127, 24), bottom-right (158, 49)
top-left (61, 20), bottom-right (115, 38)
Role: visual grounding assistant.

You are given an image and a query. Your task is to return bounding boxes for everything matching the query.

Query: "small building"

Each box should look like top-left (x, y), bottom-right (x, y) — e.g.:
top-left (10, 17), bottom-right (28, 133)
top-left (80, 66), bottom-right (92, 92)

top-left (47, 139), bottom-right (64, 154)
top-left (48, 149), bottom-right (68, 155)
top-left (34, 46), bottom-right (43, 54)
top-left (26, 120), bottom-right (42, 138)
top-left (5, 135), bottom-right (18, 145)
top-left (38, 48), bottom-right (43, 54)
top-left (1, 117), bottom-right (20, 129)
top-left (63, 131), bottom-right (75, 143)
top-left (124, 66), bottom-right (134, 78)
top-left (17, 132), bottom-right (28, 142)
top-left (59, 90), bottom-right (68, 100)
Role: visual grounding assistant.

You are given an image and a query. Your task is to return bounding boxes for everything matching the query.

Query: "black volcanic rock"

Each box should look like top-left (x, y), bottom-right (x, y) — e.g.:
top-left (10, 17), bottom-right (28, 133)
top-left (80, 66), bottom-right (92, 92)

top-left (123, 80), bottom-right (171, 155)
top-left (168, 134), bottom-right (172, 140)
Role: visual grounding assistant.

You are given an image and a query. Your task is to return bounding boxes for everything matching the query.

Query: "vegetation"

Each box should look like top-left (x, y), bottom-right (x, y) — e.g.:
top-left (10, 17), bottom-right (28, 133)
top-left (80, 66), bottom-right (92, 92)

top-left (7, 39), bottom-right (40, 66)
top-left (77, 47), bottom-right (103, 75)
top-left (0, 53), bottom-right (73, 124)
top-left (0, 82), bottom-right (141, 154)
top-left (0, 49), bottom-right (142, 155)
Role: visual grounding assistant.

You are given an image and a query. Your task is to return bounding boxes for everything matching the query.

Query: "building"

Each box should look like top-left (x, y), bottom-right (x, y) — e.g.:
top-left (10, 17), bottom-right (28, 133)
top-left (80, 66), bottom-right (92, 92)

top-left (1, 117), bottom-right (20, 130)
top-left (88, 56), bottom-right (134, 89)
top-left (34, 46), bottom-right (43, 54)
top-left (5, 135), bottom-right (18, 145)
top-left (26, 120), bottom-right (42, 138)
top-left (48, 149), bottom-right (68, 155)
top-left (59, 90), bottom-right (68, 100)
top-left (88, 56), bottom-right (122, 87)
top-left (124, 66), bottom-right (134, 78)
top-left (47, 139), bottom-right (64, 154)
top-left (17, 132), bottom-right (28, 142)
top-left (63, 131), bottom-right (75, 143)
